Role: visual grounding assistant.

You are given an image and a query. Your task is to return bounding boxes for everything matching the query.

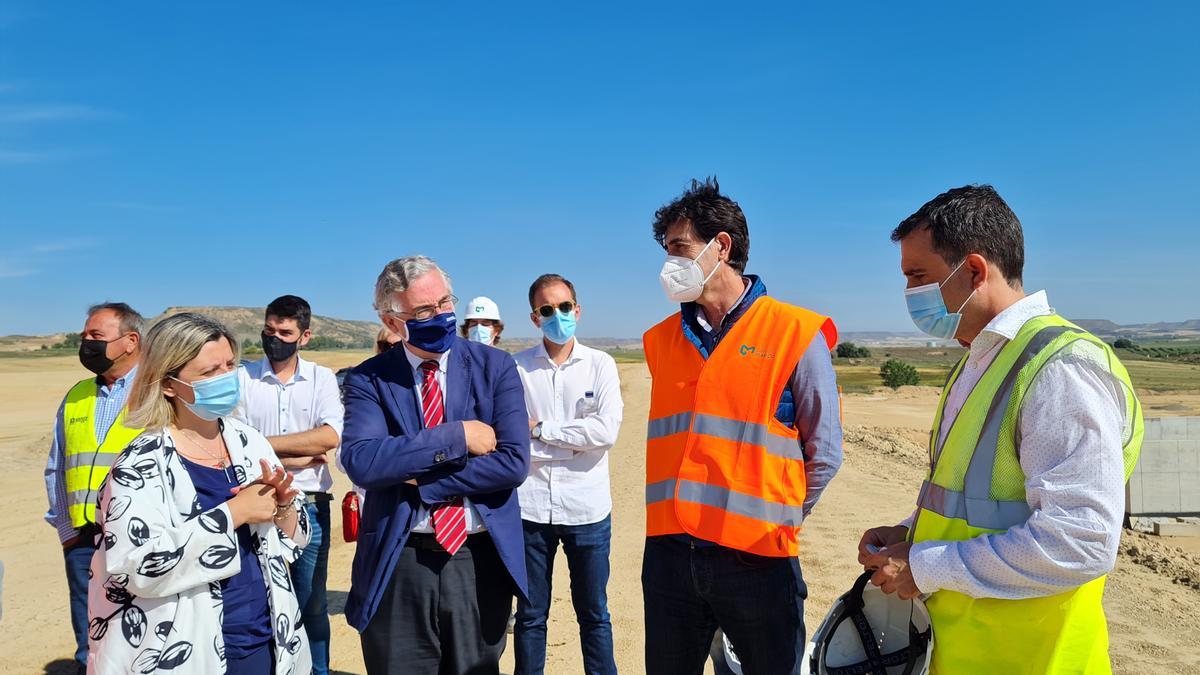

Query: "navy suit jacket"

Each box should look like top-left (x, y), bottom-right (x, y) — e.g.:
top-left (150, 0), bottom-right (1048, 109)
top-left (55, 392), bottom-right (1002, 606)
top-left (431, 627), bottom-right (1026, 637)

top-left (340, 336), bottom-right (531, 631)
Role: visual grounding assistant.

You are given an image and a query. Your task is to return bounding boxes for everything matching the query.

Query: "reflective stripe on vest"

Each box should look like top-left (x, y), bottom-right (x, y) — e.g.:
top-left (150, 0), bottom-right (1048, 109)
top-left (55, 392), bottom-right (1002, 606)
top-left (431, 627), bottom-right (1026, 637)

top-left (646, 479), bottom-right (806, 528)
top-left (647, 411), bottom-right (807, 461)
top-left (62, 378), bottom-right (143, 527)
top-left (915, 325), bottom-right (1076, 531)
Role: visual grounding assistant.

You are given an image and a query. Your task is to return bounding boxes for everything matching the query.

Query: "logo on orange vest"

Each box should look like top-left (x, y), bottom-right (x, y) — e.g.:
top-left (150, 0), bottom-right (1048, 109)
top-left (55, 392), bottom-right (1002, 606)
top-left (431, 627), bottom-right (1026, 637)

top-left (738, 344), bottom-right (775, 359)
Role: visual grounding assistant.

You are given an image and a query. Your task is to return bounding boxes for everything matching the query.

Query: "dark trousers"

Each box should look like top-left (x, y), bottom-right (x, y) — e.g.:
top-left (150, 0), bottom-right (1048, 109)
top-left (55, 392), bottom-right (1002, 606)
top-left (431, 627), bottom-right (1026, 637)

top-left (64, 536), bottom-right (97, 671)
top-left (291, 498), bottom-right (331, 675)
top-left (361, 532), bottom-right (514, 675)
top-left (514, 515), bottom-right (616, 675)
top-left (642, 536), bottom-right (808, 675)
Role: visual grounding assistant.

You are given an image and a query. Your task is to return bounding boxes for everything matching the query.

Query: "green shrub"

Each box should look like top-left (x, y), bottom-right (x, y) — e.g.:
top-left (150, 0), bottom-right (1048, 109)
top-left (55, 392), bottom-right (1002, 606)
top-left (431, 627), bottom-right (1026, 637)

top-left (837, 342), bottom-right (872, 358)
top-left (880, 359), bottom-right (920, 389)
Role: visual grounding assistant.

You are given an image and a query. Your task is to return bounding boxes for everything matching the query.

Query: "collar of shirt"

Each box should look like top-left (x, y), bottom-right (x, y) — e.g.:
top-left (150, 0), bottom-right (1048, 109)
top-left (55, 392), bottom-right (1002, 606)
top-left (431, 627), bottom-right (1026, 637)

top-left (97, 364), bottom-right (139, 397)
top-left (247, 356), bottom-right (314, 386)
top-left (403, 344), bottom-right (450, 376)
top-left (532, 338), bottom-right (585, 368)
top-left (968, 290), bottom-right (1052, 356)
top-left (681, 274), bottom-right (767, 358)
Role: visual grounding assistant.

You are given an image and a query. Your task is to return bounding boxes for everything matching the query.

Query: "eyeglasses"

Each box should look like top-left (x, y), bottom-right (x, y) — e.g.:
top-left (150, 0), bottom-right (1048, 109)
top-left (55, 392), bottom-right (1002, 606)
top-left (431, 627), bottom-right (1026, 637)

top-left (534, 301), bottom-right (576, 318)
top-left (396, 294), bottom-right (458, 321)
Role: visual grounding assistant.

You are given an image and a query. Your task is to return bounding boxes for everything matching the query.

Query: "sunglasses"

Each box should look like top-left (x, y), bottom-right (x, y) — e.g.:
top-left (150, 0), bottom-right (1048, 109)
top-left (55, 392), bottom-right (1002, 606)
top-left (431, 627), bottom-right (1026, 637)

top-left (534, 301), bottom-right (576, 318)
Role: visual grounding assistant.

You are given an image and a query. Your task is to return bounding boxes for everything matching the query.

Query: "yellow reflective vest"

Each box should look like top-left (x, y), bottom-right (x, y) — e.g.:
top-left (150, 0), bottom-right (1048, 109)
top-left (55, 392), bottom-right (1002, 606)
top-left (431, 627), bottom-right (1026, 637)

top-left (910, 314), bottom-right (1143, 674)
top-left (63, 377), bottom-right (143, 528)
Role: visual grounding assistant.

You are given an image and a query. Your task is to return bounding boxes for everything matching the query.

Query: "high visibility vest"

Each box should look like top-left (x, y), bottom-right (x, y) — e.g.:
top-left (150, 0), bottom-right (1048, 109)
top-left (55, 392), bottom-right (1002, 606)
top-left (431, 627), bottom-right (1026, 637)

top-left (63, 378), bottom-right (143, 528)
top-left (910, 314), bottom-right (1143, 674)
top-left (644, 296), bottom-right (837, 557)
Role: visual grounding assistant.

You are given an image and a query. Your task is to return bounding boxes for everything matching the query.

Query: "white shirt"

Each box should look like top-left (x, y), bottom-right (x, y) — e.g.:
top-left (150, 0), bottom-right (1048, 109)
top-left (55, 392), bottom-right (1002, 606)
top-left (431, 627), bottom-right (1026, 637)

top-left (514, 339), bottom-right (624, 525)
top-left (235, 356), bottom-right (345, 493)
top-left (905, 291), bottom-right (1131, 600)
top-left (403, 346), bottom-right (487, 534)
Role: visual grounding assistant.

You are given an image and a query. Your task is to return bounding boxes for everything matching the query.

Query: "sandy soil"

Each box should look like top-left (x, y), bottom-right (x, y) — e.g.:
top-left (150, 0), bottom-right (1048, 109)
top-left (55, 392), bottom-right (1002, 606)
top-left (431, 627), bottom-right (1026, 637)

top-left (2, 355), bottom-right (1197, 674)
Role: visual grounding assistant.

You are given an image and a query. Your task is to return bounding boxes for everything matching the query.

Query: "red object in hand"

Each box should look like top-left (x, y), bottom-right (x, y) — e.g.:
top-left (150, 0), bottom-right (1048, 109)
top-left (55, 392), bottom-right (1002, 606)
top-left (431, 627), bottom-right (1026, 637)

top-left (342, 491), bottom-right (361, 542)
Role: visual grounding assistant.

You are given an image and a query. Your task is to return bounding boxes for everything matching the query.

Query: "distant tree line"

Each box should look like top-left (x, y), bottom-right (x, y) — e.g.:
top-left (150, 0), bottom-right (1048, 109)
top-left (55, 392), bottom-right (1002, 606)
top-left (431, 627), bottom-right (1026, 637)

top-left (836, 342), bottom-right (872, 358)
top-left (1112, 338), bottom-right (1200, 363)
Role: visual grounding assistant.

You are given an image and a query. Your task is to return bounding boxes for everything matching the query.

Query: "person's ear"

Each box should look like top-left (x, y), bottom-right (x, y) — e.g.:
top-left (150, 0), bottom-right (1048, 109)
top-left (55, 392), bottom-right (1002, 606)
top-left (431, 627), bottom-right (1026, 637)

top-left (162, 378), bottom-right (177, 399)
top-left (124, 333), bottom-right (139, 355)
top-left (573, 303), bottom-right (582, 320)
top-left (714, 231), bottom-right (734, 263)
top-left (299, 329), bottom-right (312, 348)
top-left (964, 253), bottom-right (989, 291)
top-left (382, 314), bottom-right (405, 338)
top-left (530, 311), bottom-right (541, 328)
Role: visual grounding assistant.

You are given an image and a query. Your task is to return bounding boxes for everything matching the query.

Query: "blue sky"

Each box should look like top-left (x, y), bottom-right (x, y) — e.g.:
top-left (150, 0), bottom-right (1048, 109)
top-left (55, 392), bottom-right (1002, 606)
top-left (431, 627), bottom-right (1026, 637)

top-left (1, 2), bottom-right (1197, 338)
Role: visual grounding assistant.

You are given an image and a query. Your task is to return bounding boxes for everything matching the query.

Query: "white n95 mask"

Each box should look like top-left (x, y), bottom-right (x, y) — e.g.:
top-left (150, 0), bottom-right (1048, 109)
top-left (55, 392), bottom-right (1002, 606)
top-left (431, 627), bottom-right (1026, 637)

top-left (660, 238), bottom-right (721, 303)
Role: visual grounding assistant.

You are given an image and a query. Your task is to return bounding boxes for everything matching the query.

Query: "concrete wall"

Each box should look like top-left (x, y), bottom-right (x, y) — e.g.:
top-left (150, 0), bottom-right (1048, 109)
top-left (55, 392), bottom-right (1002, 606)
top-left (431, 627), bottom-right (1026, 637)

top-left (1127, 417), bottom-right (1200, 516)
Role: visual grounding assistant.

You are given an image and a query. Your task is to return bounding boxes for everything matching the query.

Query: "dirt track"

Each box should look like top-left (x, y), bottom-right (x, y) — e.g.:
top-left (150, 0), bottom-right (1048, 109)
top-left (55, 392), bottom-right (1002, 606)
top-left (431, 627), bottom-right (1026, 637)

top-left (2, 355), bottom-right (1197, 674)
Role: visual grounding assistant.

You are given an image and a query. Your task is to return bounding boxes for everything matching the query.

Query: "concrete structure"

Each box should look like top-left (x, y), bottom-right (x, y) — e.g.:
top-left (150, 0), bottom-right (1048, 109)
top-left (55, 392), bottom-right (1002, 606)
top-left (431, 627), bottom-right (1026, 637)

top-left (1126, 417), bottom-right (1200, 518)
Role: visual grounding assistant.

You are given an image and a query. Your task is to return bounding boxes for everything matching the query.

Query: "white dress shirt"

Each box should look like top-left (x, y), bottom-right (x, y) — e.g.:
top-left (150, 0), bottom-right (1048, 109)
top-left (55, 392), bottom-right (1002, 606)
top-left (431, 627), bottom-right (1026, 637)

top-left (514, 339), bottom-right (623, 526)
top-left (235, 356), bottom-right (344, 493)
top-left (403, 346), bottom-right (487, 534)
top-left (906, 291), bottom-right (1132, 600)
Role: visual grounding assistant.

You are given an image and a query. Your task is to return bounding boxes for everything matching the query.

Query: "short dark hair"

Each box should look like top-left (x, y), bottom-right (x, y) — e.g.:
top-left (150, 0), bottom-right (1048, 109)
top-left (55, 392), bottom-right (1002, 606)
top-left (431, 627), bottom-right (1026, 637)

top-left (87, 302), bottom-right (145, 335)
top-left (652, 177), bottom-right (750, 273)
top-left (891, 184), bottom-right (1024, 286)
top-left (528, 274), bottom-right (577, 308)
top-left (265, 295), bottom-right (312, 331)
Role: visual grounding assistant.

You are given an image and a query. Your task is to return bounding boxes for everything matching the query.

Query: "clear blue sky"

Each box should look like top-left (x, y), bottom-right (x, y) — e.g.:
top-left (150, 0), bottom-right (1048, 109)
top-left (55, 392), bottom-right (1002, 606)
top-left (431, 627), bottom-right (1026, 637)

top-left (2, 2), bottom-right (1197, 338)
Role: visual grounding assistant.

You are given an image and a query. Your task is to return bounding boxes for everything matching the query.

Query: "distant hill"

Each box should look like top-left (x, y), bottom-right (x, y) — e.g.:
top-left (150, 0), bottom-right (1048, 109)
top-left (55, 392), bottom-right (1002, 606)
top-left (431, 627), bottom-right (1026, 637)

top-left (1072, 319), bottom-right (1200, 340)
top-left (153, 306), bottom-right (380, 348)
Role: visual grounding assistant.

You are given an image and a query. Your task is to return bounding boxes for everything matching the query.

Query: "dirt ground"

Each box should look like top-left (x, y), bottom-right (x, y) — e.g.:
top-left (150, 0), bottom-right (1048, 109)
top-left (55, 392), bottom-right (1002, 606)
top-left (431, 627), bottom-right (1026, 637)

top-left (2, 354), bottom-right (1198, 674)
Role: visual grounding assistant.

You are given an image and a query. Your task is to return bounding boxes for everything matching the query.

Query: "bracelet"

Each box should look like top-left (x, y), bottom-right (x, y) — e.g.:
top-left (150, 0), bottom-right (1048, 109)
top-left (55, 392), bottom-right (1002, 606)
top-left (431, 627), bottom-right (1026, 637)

top-left (273, 502), bottom-right (293, 520)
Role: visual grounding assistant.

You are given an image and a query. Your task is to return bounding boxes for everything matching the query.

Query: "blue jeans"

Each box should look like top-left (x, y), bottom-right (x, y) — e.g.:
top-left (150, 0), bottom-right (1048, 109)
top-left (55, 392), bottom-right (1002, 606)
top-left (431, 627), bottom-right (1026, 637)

top-left (641, 536), bottom-right (807, 675)
top-left (514, 515), bottom-right (616, 675)
top-left (64, 537), bottom-right (97, 672)
top-left (290, 499), bottom-right (331, 675)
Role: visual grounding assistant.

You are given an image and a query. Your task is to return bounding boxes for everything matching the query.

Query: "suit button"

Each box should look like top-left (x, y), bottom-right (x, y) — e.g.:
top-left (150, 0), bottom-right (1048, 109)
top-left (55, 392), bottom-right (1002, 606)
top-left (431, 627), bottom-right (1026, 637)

top-left (435, 451), bottom-right (447, 462)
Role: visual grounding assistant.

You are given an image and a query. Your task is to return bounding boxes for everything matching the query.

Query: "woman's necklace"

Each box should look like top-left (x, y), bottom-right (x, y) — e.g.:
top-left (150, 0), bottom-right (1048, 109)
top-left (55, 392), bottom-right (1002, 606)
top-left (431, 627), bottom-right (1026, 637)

top-left (174, 427), bottom-right (234, 481)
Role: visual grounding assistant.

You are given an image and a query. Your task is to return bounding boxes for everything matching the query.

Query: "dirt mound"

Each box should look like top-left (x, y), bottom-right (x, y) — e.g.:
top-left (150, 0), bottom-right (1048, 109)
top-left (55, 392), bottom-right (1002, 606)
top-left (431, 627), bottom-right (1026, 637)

top-left (1120, 531), bottom-right (1200, 591)
top-left (843, 425), bottom-right (928, 469)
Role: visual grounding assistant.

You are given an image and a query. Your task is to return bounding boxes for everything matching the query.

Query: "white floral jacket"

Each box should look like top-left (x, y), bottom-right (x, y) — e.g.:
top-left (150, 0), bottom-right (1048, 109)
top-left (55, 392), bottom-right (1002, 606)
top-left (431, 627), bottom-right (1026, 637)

top-left (87, 417), bottom-right (312, 675)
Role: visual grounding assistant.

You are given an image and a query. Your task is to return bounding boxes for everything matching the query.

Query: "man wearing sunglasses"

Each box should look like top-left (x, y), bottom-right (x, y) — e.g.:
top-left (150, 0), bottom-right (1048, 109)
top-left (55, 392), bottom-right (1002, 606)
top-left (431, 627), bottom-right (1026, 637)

top-left (512, 274), bottom-right (624, 675)
top-left (44, 302), bottom-right (145, 674)
top-left (642, 178), bottom-right (842, 675)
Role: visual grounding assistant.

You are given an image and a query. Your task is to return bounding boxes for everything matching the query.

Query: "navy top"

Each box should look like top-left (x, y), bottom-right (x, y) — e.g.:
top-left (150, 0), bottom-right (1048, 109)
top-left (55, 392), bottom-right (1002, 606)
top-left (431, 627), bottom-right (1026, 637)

top-left (181, 457), bottom-right (273, 658)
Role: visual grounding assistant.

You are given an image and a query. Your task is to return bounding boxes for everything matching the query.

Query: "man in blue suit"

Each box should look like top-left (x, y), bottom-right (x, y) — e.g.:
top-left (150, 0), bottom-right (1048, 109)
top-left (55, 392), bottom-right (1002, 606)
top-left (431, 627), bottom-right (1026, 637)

top-left (341, 255), bottom-right (531, 675)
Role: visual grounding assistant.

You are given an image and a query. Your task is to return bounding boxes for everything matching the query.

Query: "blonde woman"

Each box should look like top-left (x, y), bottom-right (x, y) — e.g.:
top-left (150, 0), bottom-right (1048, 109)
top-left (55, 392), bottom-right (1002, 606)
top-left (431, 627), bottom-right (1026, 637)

top-left (87, 313), bottom-right (311, 675)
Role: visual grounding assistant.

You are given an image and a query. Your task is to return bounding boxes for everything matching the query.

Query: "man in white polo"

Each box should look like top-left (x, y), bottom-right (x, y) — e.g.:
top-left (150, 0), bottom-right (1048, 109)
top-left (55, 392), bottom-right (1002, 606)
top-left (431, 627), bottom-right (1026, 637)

top-left (235, 294), bottom-right (344, 675)
top-left (512, 274), bottom-right (623, 675)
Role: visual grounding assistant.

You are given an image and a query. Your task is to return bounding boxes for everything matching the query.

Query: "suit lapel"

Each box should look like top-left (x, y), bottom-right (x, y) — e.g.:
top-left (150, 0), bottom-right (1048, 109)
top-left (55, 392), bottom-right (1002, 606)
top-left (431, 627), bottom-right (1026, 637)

top-left (445, 340), bottom-right (472, 423)
top-left (381, 349), bottom-right (422, 434)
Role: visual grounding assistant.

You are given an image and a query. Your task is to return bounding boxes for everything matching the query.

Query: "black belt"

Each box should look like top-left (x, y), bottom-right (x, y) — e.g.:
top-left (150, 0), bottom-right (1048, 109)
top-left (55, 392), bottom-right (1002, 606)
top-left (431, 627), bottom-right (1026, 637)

top-left (405, 531), bottom-right (488, 551)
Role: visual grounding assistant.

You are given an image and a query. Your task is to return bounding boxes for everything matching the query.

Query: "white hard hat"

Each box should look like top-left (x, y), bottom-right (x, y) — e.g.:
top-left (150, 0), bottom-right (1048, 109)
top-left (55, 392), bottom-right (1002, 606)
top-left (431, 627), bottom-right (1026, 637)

top-left (464, 296), bottom-right (502, 321)
top-left (804, 571), bottom-right (933, 675)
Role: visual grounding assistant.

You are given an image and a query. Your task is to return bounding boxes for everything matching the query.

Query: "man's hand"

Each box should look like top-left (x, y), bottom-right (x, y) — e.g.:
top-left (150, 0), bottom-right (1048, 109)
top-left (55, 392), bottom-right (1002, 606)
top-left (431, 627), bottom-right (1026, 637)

top-left (463, 420), bottom-right (497, 456)
top-left (857, 525), bottom-right (909, 566)
top-left (862, 541), bottom-right (922, 600)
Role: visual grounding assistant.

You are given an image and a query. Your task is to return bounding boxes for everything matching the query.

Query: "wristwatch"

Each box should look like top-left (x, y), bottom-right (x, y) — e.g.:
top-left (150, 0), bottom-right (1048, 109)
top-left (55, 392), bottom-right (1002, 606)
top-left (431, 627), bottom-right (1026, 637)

top-left (532, 422), bottom-right (543, 440)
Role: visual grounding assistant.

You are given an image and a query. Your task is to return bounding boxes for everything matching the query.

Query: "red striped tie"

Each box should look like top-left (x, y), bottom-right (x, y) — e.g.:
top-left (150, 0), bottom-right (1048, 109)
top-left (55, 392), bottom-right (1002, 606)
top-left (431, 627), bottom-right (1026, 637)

top-left (420, 360), bottom-right (467, 555)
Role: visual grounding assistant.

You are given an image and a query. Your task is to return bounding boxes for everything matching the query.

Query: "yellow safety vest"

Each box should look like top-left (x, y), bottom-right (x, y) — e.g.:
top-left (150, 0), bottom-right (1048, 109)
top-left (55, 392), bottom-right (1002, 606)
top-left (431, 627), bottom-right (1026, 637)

top-left (63, 378), bottom-right (143, 528)
top-left (911, 313), bottom-right (1143, 675)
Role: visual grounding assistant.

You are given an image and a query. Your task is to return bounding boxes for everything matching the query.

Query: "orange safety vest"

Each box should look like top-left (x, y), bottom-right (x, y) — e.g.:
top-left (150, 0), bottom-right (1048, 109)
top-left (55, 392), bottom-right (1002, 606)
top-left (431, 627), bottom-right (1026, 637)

top-left (644, 296), bottom-right (837, 557)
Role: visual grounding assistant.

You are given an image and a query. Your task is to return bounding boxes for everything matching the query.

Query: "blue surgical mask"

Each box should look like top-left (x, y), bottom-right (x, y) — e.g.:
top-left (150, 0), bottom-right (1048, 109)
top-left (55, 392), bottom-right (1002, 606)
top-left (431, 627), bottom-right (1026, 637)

top-left (540, 310), bottom-right (577, 345)
top-left (904, 260), bottom-right (977, 340)
top-left (406, 312), bottom-right (457, 353)
top-left (467, 323), bottom-right (495, 345)
top-left (172, 371), bottom-right (240, 421)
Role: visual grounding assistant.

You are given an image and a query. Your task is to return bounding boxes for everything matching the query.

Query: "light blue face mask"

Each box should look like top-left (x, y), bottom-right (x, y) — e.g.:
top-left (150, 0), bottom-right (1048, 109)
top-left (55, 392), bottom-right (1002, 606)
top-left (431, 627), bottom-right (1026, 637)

top-left (467, 323), bottom-right (495, 345)
top-left (172, 370), bottom-right (241, 421)
top-left (904, 260), bottom-right (977, 340)
top-left (541, 310), bottom-right (577, 345)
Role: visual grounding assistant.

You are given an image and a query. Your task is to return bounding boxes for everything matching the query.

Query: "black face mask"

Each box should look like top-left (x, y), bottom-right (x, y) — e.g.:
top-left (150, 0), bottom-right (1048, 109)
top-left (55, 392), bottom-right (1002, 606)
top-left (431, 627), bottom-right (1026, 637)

top-left (79, 338), bottom-right (116, 375)
top-left (261, 332), bottom-right (300, 362)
